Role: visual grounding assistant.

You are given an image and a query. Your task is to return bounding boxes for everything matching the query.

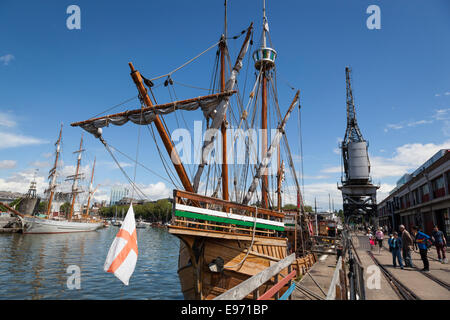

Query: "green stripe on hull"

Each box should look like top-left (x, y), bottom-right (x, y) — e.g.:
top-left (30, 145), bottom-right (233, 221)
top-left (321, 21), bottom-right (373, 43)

top-left (174, 210), bottom-right (285, 232)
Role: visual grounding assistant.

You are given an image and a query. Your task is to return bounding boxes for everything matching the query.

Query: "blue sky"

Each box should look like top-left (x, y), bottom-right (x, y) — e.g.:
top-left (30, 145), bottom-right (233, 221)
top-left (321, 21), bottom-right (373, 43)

top-left (1, 0), bottom-right (449, 210)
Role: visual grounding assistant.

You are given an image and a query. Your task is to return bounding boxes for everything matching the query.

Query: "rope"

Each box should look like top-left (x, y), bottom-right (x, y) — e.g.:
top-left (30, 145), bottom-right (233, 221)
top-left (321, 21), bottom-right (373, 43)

top-left (173, 81), bottom-right (210, 91)
top-left (149, 41), bottom-right (220, 81)
top-left (146, 124), bottom-right (183, 190)
top-left (130, 106), bottom-right (144, 200)
top-left (224, 207), bottom-right (258, 269)
top-left (106, 143), bottom-right (174, 186)
top-left (89, 95), bottom-right (138, 119)
top-left (99, 136), bottom-right (148, 200)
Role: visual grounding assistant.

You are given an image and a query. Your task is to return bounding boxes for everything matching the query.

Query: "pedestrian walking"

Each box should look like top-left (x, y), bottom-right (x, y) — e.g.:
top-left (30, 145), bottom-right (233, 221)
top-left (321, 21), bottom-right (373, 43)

top-left (431, 225), bottom-right (447, 264)
top-left (375, 227), bottom-right (384, 253)
top-left (411, 226), bottom-right (432, 272)
top-left (368, 231), bottom-right (375, 251)
top-left (399, 225), bottom-right (414, 268)
top-left (389, 232), bottom-right (404, 269)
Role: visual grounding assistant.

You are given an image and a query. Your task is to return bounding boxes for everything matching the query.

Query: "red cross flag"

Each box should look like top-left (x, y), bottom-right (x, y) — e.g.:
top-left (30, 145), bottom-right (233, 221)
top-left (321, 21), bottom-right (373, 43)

top-left (104, 204), bottom-right (138, 285)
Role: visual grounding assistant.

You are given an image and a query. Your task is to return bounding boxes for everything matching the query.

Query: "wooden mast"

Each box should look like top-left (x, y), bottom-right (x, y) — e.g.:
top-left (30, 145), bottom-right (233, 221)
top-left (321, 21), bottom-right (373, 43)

top-left (261, 0), bottom-right (269, 209)
top-left (47, 123), bottom-right (63, 217)
top-left (128, 62), bottom-right (194, 193)
top-left (85, 157), bottom-right (96, 217)
top-left (220, 14), bottom-right (229, 204)
top-left (277, 143), bottom-right (282, 211)
top-left (69, 135), bottom-right (83, 221)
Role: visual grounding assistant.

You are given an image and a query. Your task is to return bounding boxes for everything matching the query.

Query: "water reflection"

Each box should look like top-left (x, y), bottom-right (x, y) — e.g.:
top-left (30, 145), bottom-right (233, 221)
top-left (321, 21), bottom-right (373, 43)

top-left (0, 227), bottom-right (182, 300)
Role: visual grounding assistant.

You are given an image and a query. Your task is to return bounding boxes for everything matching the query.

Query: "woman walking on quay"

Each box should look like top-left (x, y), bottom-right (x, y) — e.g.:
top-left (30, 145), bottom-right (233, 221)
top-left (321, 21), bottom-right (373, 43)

top-left (376, 227), bottom-right (384, 253)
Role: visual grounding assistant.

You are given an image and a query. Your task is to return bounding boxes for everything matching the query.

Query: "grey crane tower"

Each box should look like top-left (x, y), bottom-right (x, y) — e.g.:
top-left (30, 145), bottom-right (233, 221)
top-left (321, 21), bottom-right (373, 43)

top-left (338, 67), bottom-right (379, 223)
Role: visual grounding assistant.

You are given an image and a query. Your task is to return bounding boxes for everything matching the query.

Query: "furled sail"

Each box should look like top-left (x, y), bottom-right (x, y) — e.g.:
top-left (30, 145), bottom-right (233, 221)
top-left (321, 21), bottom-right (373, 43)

top-left (192, 23), bottom-right (253, 192)
top-left (71, 91), bottom-right (236, 136)
top-left (242, 90), bottom-right (299, 206)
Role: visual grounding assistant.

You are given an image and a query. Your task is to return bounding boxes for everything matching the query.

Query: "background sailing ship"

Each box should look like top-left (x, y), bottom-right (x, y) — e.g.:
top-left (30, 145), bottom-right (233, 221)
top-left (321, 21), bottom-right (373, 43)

top-left (71, 0), bottom-right (315, 299)
top-left (0, 125), bottom-right (104, 233)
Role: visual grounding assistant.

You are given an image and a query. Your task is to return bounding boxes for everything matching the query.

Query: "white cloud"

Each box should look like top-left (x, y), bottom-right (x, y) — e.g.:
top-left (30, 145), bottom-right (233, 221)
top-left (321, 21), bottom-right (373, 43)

top-left (321, 166), bottom-right (341, 173)
top-left (0, 112), bottom-right (16, 127)
top-left (384, 119), bottom-right (433, 132)
top-left (371, 140), bottom-right (450, 179)
top-left (303, 175), bottom-right (331, 180)
top-left (0, 54), bottom-right (14, 66)
top-left (386, 123), bottom-right (404, 130)
top-left (0, 160), bottom-right (17, 169)
top-left (301, 182), bottom-right (342, 211)
top-left (29, 160), bottom-right (51, 168)
top-left (406, 119), bottom-right (433, 127)
top-left (0, 132), bottom-right (48, 149)
top-left (87, 180), bottom-right (172, 204)
top-left (377, 183), bottom-right (396, 203)
top-left (100, 161), bottom-right (133, 169)
top-left (435, 91), bottom-right (450, 97)
top-left (433, 108), bottom-right (450, 121)
top-left (0, 169), bottom-right (46, 194)
top-left (139, 181), bottom-right (171, 200)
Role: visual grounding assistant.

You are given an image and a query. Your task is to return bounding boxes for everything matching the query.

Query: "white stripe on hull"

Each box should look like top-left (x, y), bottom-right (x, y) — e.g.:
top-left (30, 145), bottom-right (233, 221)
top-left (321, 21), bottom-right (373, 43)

top-left (175, 203), bottom-right (285, 228)
top-left (23, 217), bottom-right (103, 234)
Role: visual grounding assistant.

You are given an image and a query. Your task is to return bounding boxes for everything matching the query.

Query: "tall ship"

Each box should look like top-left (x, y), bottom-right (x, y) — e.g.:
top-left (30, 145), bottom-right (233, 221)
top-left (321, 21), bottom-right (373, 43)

top-left (0, 125), bottom-right (104, 233)
top-left (71, 1), bottom-right (315, 299)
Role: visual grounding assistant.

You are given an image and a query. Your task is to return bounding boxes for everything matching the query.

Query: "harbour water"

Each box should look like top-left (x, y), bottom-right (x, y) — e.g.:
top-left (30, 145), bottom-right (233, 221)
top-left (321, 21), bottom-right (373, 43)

top-left (0, 226), bottom-right (183, 300)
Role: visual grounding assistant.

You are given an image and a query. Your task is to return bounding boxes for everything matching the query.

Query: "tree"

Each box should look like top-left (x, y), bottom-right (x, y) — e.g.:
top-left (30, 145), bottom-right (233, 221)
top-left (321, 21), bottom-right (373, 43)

top-left (38, 201), bottom-right (48, 213)
top-left (282, 204), bottom-right (297, 211)
top-left (60, 202), bottom-right (71, 214)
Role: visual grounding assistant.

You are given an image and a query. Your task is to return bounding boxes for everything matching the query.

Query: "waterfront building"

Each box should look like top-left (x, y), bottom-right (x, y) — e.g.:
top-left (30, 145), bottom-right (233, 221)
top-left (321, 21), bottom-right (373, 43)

top-left (378, 149), bottom-right (450, 239)
top-left (109, 186), bottom-right (129, 206)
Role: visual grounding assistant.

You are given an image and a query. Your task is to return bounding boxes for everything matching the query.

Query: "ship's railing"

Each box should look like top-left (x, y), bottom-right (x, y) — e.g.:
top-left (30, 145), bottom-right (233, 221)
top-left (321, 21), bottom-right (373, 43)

top-left (171, 190), bottom-right (285, 238)
top-left (214, 253), bottom-right (296, 300)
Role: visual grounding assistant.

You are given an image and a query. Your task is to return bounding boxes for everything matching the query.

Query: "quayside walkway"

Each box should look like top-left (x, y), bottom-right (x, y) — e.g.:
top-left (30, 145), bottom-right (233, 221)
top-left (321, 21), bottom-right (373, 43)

top-left (352, 233), bottom-right (450, 300)
top-left (292, 232), bottom-right (449, 300)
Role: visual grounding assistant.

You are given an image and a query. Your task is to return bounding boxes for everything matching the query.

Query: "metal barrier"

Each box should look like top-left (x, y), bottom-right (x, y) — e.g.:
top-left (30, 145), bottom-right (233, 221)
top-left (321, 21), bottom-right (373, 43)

top-left (326, 230), bottom-right (366, 300)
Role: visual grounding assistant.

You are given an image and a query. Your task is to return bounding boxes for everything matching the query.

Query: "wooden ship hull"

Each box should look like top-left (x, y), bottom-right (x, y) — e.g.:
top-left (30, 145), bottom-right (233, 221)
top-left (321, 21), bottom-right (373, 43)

top-left (172, 229), bottom-right (289, 299)
top-left (168, 190), bottom-right (315, 300)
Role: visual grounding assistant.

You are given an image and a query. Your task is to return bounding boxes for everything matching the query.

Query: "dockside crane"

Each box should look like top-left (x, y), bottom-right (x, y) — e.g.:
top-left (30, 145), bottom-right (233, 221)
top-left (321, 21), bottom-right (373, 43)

top-left (338, 67), bottom-right (379, 224)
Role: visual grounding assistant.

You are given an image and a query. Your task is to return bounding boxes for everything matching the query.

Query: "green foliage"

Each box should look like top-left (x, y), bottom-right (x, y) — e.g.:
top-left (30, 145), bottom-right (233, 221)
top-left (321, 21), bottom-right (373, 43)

top-left (281, 204), bottom-right (313, 213)
top-left (38, 201), bottom-right (48, 213)
top-left (9, 198), bottom-right (22, 207)
top-left (60, 202), bottom-right (71, 214)
top-left (282, 204), bottom-right (297, 211)
top-left (99, 199), bottom-right (172, 222)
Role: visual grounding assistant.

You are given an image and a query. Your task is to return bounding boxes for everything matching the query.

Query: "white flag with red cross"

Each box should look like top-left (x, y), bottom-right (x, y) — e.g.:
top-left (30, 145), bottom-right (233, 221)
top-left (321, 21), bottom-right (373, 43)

top-left (104, 204), bottom-right (138, 285)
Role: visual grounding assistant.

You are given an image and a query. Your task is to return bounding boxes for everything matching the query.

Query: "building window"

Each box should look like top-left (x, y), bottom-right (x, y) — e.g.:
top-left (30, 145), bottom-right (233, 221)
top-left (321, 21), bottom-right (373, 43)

top-left (413, 188), bottom-right (419, 205)
top-left (432, 175), bottom-right (445, 198)
top-left (421, 184), bottom-right (430, 203)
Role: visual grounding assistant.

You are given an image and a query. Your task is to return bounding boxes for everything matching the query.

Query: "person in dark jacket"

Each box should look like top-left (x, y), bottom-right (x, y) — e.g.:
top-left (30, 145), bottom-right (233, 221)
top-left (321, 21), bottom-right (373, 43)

top-left (399, 225), bottom-right (414, 268)
top-left (389, 232), bottom-right (404, 269)
top-left (431, 225), bottom-right (447, 263)
top-left (411, 226), bottom-right (431, 272)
